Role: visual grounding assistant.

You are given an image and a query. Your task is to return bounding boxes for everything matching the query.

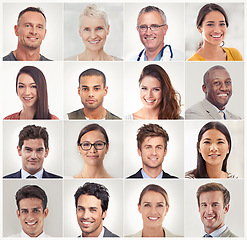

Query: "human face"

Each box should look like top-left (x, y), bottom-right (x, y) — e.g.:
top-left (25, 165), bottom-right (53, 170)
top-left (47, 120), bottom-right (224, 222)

top-left (76, 194), bottom-right (106, 237)
top-left (79, 16), bottom-right (109, 52)
top-left (138, 191), bottom-right (169, 228)
top-left (18, 138), bottom-right (49, 175)
top-left (78, 130), bottom-right (108, 166)
top-left (14, 11), bottom-right (47, 50)
top-left (17, 198), bottom-right (48, 237)
top-left (140, 76), bottom-right (162, 110)
top-left (17, 73), bottom-right (38, 109)
top-left (199, 191), bottom-right (229, 234)
top-left (198, 11), bottom-right (227, 46)
top-left (138, 137), bottom-right (167, 171)
top-left (203, 68), bottom-right (232, 110)
top-left (199, 129), bottom-right (229, 168)
top-left (78, 75), bottom-right (108, 110)
top-left (137, 11), bottom-right (168, 53)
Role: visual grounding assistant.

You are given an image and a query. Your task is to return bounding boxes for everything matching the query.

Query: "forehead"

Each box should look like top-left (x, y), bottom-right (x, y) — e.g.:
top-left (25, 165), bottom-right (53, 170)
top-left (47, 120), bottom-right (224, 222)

top-left (81, 16), bottom-right (106, 28)
top-left (203, 10), bottom-right (225, 22)
top-left (19, 11), bottom-right (46, 25)
top-left (79, 75), bottom-right (104, 87)
top-left (80, 130), bottom-right (105, 142)
top-left (138, 11), bottom-right (164, 25)
top-left (18, 73), bottom-right (35, 83)
top-left (142, 136), bottom-right (165, 146)
top-left (201, 129), bottom-right (227, 140)
top-left (142, 190), bottom-right (165, 202)
top-left (22, 138), bottom-right (45, 148)
top-left (19, 197), bottom-right (43, 208)
top-left (199, 191), bottom-right (224, 203)
top-left (206, 69), bottom-right (230, 84)
top-left (78, 194), bottom-right (102, 208)
top-left (140, 76), bottom-right (161, 87)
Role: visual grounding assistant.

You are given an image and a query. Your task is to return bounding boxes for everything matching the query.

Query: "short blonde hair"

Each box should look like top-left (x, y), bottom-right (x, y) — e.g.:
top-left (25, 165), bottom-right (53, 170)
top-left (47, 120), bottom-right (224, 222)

top-left (79, 4), bottom-right (109, 29)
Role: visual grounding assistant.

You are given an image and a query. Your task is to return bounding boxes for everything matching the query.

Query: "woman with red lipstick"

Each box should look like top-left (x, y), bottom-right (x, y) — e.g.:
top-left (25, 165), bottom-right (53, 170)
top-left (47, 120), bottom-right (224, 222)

top-left (128, 184), bottom-right (180, 237)
top-left (4, 66), bottom-right (58, 120)
top-left (185, 121), bottom-right (237, 178)
top-left (187, 3), bottom-right (243, 61)
top-left (125, 64), bottom-right (182, 120)
top-left (75, 123), bottom-right (111, 178)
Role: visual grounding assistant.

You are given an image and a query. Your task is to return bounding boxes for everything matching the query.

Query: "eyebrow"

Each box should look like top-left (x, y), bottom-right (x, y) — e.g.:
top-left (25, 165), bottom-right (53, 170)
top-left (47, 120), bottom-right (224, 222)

top-left (80, 84), bottom-right (102, 88)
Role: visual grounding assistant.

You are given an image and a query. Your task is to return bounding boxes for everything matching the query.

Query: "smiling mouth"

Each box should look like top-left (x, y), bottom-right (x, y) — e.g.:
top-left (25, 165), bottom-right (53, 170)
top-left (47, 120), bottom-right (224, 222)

top-left (81, 220), bottom-right (94, 227)
top-left (217, 93), bottom-right (228, 98)
top-left (145, 98), bottom-right (155, 103)
top-left (148, 216), bottom-right (159, 221)
top-left (23, 97), bottom-right (33, 101)
top-left (26, 221), bottom-right (37, 226)
top-left (144, 37), bottom-right (155, 40)
top-left (211, 34), bottom-right (223, 39)
top-left (205, 216), bottom-right (215, 220)
top-left (208, 154), bottom-right (220, 158)
top-left (89, 40), bottom-right (100, 44)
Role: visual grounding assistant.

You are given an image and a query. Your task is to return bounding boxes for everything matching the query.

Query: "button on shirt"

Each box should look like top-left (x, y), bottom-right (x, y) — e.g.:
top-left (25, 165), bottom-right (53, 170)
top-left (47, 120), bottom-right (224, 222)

top-left (203, 225), bottom-right (227, 237)
top-left (21, 168), bottom-right (44, 179)
top-left (141, 168), bottom-right (163, 179)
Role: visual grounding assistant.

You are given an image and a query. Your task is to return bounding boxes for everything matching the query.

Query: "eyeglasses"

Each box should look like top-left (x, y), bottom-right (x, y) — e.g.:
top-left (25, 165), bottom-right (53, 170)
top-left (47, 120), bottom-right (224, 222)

top-left (137, 24), bottom-right (166, 32)
top-left (79, 141), bottom-right (106, 151)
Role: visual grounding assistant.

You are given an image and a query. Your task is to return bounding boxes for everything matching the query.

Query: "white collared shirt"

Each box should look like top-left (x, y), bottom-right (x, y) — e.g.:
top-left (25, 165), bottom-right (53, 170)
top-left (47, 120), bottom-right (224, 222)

top-left (11, 229), bottom-right (50, 237)
top-left (203, 225), bottom-right (227, 237)
top-left (21, 168), bottom-right (44, 179)
top-left (141, 168), bottom-right (163, 179)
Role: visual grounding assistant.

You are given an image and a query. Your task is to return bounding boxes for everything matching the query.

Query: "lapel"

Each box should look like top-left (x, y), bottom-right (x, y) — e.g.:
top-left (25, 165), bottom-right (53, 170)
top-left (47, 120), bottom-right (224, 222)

top-left (202, 99), bottom-right (221, 119)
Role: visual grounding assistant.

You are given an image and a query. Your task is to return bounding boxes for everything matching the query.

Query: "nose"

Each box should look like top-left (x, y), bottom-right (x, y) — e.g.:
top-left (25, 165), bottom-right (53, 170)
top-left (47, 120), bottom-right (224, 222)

top-left (205, 205), bottom-right (213, 213)
top-left (88, 89), bottom-right (94, 97)
top-left (82, 209), bottom-right (90, 219)
top-left (29, 26), bottom-right (37, 35)
top-left (89, 144), bottom-right (97, 153)
top-left (31, 151), bottom-right (37, 159)
top-left (90, 30), bottom-right (96, 38)
top-left (27, 211), bottom-right (35, 220)
top-left (147, 89), bottom-right (153, 98)
top-left (210, 143), bottom-right (218, 151)
top-left (219, 83), bottom-right (227, 91)
top-left (25, 87), bottom-right (31, 95)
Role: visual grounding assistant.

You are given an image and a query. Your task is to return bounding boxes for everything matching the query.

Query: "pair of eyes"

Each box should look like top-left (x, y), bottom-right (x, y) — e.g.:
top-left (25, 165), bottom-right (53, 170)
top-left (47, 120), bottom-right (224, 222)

top-left (205, 23), bottom-right (226, 27)
top-left (143, 203), bottom-right (165, 208)
top-left (212, 81), bottom-right (231, 86)
top-left (80, 87), bottom-right (101, 91)
top-left (200, 203), bottom-right (220, 207)
top-left (77, 207), bottom-right (98, 213)
top-left (21, 209), bottom-right (41, 214)
top-left (83, 26), bottom-right (104, 32)
top-left (201, 140), bottom-right (226, 145)
top-left (25, 24), bottom-right (44, 29)
top-left (140, 87), bottom-right (161, 92)
top-left (81, 141), bottom-right (105, 148)
top-left (24, 148), bottom-right (44, 153)
top-left (139, 24), bottom-right (162, 31)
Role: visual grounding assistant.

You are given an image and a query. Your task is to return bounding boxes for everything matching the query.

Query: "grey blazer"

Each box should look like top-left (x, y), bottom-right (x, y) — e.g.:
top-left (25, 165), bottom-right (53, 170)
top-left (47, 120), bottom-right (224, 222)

top-left (220, 227), bottom-right (237, 237)
top-left (103, 226), bottom-right (119, 237)
top-left (185, 99), bottom-right (241, 120)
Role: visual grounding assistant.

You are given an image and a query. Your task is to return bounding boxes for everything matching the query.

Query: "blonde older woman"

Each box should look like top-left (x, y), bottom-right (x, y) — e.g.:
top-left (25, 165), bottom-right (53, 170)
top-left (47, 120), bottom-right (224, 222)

top-left (67, 4), bottom-right (122, 61)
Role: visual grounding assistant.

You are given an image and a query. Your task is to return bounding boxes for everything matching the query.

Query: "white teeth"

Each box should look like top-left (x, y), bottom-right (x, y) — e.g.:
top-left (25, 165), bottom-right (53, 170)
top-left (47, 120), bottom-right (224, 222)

top-left (206, 216), bottom-right (214, 220)
top-left (82, 221), bottom-right (91, 225)
top-left (90, 40), bottom-right (99, 44)
top-left (148, 217), bottom-right (158, 220)
top-left (218, 94), bottom-right (227, 97)
top-left (27, 222), bottom-right (36, 225)
top-left (145, 99), bottom-right (155, 103)
top-left (145, 37), bottom-right (155, 40)
top-left (24, 97), bottom-right (32, 100)
top-left (212, 35), bottom-right (222, 38)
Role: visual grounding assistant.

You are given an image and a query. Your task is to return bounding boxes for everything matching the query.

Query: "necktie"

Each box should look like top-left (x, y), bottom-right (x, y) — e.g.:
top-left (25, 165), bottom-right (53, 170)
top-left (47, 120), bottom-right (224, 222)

top-left (219, 111), bottom-right (226, 120)
top-left (203, 234), bottom-right (213, 237)
top-left (26, 175), bottom-right (37, 179)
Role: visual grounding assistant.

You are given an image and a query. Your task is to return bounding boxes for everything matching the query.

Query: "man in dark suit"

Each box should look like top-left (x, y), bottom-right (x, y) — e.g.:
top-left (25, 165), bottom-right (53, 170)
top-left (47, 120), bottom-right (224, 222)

top-left (74, 182), bottom-right (119, 237)
top-left (3, 125), bottom-right (62, 179)
top-left (197, 182), bottom-right (237, 237)
top-left (127, 123), bottom-right (177, 179)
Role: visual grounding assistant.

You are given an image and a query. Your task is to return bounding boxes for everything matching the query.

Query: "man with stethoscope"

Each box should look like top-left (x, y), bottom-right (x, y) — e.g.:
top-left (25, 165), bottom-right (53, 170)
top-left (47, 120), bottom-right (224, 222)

top-left (129, 6), bottom-right (183, 61)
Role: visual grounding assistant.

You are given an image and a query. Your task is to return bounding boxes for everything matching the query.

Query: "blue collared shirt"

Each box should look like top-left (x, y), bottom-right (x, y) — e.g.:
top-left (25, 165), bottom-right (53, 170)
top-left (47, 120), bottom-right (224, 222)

top-left (21, 168), bottom-right (44, 179)
top-left (144, 49), bottom-right (163, 61)
top-left (203, 225), bottom-right (227, 237)
top-left (141, 168), bottom-right (163, 179)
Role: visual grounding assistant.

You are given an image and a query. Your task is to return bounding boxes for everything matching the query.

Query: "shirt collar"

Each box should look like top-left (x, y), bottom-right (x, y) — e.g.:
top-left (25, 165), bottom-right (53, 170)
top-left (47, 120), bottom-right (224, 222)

top-left (79, 226), bottom-right (105, 237)
top-left (20, 229), bottom-right (46, 237)
top-left (141, 168), bottom-right (163, 179)
top-left (21, 168), bottom-right (44, 179)
top-left (144, 48), bottom-right (163, 61)
top-left (203, 225), bottom-right (227, 237)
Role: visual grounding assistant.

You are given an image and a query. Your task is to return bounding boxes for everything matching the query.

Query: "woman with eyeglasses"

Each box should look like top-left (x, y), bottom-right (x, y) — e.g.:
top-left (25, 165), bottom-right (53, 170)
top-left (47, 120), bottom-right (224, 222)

top-left (75, 123), bottom-right (111, 178)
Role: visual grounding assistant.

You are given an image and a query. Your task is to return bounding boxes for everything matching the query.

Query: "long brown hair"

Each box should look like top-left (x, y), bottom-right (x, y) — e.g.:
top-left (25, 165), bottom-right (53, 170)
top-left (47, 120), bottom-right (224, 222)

top-left (139, 64), bottom-right (181, 119)
top-left (16, 66), bottom-right (52, 119)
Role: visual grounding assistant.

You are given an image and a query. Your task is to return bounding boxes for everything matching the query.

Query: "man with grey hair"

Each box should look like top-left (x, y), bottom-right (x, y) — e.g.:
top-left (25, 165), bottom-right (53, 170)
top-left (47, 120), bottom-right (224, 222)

top-left (130, 5), bottom-right (183, 61)
top-left (3, 7), bottom-right (51, 61)
top-left (185, 65), bottom-right (241, 119)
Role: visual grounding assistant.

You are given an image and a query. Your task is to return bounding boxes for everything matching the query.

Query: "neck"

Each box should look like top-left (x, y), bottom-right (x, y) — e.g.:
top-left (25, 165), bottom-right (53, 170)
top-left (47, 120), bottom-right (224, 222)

top-left (80, 164), bottom-right (109, 178)
top-left (79, 49), bottom-right (112, 61)
top-left (20, 105), bottom-right (36, 119)
top-left (145, 43), bottom-right (164, 61)
top-left (142, 165), bottom-right (162, 178)
top-left (206, 164), bottom-right (227, 178)
top-left (134, 107), bottom-right (160, 120)
top-left (142, 226), bottom-right (164, 237)
top-left (14, 45), bottom-right (41, 61)
top-left (82, 224), bottom-right (103, 237)
top-left (83, 106), bottom-right (106, 120)
top-left (197, 42), bottom-right (225, 60)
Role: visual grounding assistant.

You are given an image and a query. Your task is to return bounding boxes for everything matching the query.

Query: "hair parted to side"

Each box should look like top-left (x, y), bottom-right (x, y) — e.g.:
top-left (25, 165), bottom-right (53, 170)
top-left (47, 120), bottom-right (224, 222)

top-left (139, 184), bottom-right (169, 206)
top-left (137, 6), bottom-right (167, 26)
top-left (16, 185), bottom-right (48, 211)
top-left (77, 123), bottom-right (109, 147)
top-left (79, 4), bottom-right (109, 29)
top-left (192, 121), bottom-right (231, 178)
top-left (197, 182), bottom-right (230, 207)
top-left (17, 7), bottom-right (46, 25)
top-left (196, 3), bottom-right (228, 50)
top-left (137, 123), bottom-right (169, 151)
top-left (78, 68), bottom-right (106, 88)
top-left (203, 65), bottom-right (227, 85)
top-left (16, 66), bottom-right (52, 119)
top-left (139, 64), bottom-right (181, 119)
top-left (74, 182), bottom-right (109, 212)
top-left (18, 125), bottom-right (49, 150)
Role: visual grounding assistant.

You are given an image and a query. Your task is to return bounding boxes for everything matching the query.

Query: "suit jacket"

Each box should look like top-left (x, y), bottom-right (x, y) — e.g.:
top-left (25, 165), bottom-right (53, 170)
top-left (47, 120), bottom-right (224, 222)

top-left (3, 169), bottom-right (62, 179)
top-left (103, 226), bottom-right (119, 237)
top-left (185, 99), bottom-right (241, 120)
top-left (127, 169), bottom-right (178, 179)
top-left (220, 227), bottom-right (237, 237)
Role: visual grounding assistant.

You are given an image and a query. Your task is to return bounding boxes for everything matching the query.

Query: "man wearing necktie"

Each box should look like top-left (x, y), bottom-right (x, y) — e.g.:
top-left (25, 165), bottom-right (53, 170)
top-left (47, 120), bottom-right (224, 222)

top-left (186, 65), bottom-right (241, 120)
top-left (197, 183), bottom-right (237, 237)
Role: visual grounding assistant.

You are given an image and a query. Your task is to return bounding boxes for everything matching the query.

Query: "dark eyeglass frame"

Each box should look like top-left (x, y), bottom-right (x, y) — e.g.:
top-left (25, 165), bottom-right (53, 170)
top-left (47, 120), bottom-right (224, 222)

top-left (79, 140), bottom-right (106, 151)
top-left (137, 24), bottom-right (166, 32)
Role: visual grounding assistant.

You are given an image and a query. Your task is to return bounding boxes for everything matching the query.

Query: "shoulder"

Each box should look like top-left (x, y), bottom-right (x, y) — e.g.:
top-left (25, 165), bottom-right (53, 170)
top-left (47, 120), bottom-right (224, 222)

top-left (162, 170), bottom-right (178, 179)
top-left (40, 54), bottom-right (52, 61)
top-left (43, 170), bottom-right (62, 179)
top-left (3, 170), bottom-right (21, 178)
top-left (125, 114), bottom-right (134, 120)
top-left (170, 47), bottom-right (184, 61)
top-left (64, 55), bottom-right (79, 61)
top-left (164, 227), bottom-right (182, 237)
top-left (187, 52), bottom-right (205, 61)
top-left (127, 169), bottom-right (142, 179)
top-left (221, 227), bottom-right (238, 237)
top-left (50, 114), bottom-right (59, 120)
top-left (112, 56), bottom-right (123, 61)
top-left (68, 108), bottom-right (85, 120)
top-left (185, 100), bottom-right (208, 119)
top-left (223, 47), bottom-right (243, 61)
top-left (103, 226), bottom-right (119, 237)
top-left (225, 110), bottom-right (241, 120)
top-left (185, 170), bottom-right (196, 179)
top-left (105, 109), bottom-right (121, 120)
top-left (126, 230), bottom-right (142, 237)
top-left (3, 51), bottom-right (17, 61)
top-left (4, 112), bottom-right (20, 120)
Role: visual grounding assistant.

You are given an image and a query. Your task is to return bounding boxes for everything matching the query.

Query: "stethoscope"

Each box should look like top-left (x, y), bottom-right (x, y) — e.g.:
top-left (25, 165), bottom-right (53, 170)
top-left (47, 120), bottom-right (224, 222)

top-left (137, 44), bottom-right (173, 61)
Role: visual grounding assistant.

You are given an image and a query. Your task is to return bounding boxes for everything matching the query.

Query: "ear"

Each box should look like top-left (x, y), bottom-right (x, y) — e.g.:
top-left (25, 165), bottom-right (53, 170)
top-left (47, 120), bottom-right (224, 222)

top-left (102, 210), bottom-right (107, 219)
top-left (104, 86), bottom-right (108, 96)
top-left (16, 209), bottom-right (20, 218)
top-left (202, 84), bottom-right (207, 94)
top-left (17, 146), bottom-right (22, 156)
top-left (224, 204), bottom-right (229, 214)
top-left (163, 24), bottom-right (168, 35)
top-left (138, 203), bottom-right (141, 213)
top-left (43, 208), bottom-right (49, 218)
top-left (105, 143), bottom-right (109, 154)
top-left (164, 148), bottom-right (168, 157)
top-left (14, 25), bottom-right (19, 36)
top-left (44, 148), bottom-right (49, 158)
top-left (197, 26), bottom-right (202, 34)
top-left (107, 25), bottom-right (110, 35)
top-left (78, 87), bottom-right (81, 96)
top-left (137, 148), bottom-right (142, 157)
top-left (43, 29), bottom-right (47, 40)
top-left (164, 204), bottom-right (170, 216)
